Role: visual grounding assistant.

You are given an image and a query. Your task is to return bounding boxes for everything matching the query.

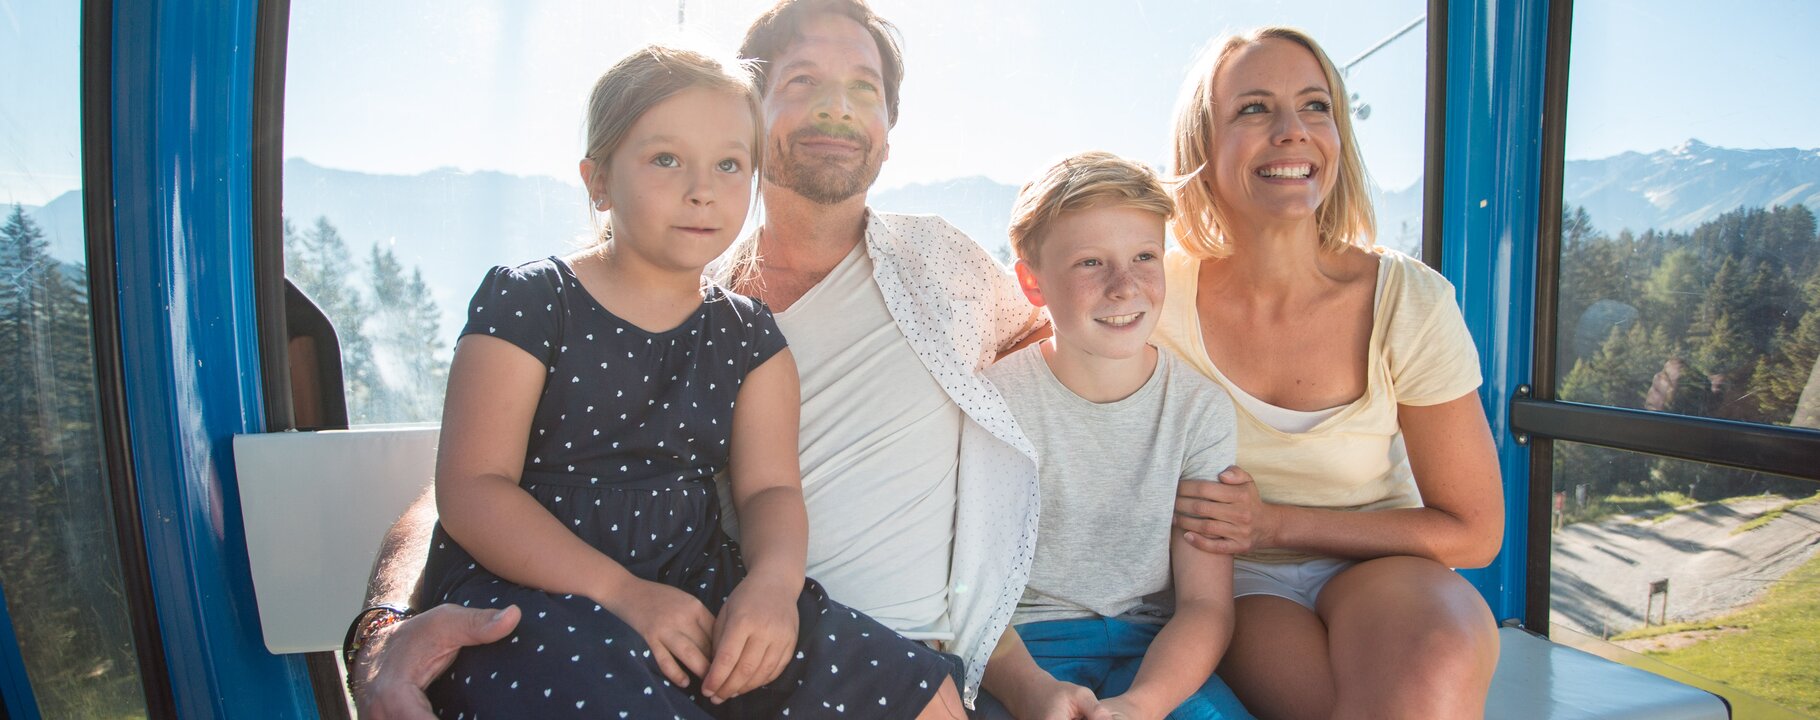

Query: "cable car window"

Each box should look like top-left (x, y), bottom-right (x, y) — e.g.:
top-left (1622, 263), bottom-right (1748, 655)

top-left (0, 2), bottom-right (153, 717)
top-left (280, 0), bottom-right (1432, 426)
top-left (1548, 2), bottom-right (1820, 715)
top-left (1548, 442), bottom-right (1818, 716)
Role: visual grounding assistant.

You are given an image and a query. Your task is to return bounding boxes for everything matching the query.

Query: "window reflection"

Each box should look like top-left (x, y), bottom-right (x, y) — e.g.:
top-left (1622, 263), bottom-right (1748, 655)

top-left (0, 3), bottom-right (150, 716)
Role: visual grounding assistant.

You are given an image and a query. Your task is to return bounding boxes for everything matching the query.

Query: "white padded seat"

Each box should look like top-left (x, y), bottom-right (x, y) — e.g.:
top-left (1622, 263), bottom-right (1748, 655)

top-left (233, 425), bottom-right (439, 654)
top-left (1487, 627), bottom-right (1728, 719)
top-left (232, 427), bottom-right (1730, 719)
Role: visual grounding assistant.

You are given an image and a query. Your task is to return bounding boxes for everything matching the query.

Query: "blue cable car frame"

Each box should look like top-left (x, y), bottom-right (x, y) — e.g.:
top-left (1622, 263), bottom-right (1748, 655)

top-left (1, 0), bottom-right (1811, 715)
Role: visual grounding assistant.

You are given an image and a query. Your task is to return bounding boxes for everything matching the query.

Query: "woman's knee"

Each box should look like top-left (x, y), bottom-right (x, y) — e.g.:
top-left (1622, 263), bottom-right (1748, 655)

top-left (1320, 557), bottom-right (1498, 685)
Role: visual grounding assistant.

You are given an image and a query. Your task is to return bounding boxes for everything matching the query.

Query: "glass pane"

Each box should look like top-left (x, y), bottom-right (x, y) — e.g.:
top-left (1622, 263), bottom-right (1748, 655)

top-left (1553, 1), bottom-right (1820, 430)
top-left (0, 1), bottom-right (152, 717)
top-left (1549, 441), bottom-right (1819, 716)
top-left (282, 1), bottom-right (1432, 425)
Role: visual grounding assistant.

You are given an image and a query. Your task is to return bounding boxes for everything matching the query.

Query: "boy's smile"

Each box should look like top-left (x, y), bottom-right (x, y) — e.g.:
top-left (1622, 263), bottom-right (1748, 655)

top-left (1014, 205), bottom-right (1166, 401)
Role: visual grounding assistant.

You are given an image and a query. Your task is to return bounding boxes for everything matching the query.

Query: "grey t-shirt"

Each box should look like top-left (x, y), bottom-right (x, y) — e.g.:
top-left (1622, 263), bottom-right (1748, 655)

top-left (985, 344), bottom-right (1237, 626)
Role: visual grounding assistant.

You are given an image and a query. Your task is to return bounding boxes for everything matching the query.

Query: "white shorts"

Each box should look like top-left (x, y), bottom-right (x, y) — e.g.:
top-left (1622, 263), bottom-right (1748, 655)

top-left (1232, 556), bottom-right (1357, 611)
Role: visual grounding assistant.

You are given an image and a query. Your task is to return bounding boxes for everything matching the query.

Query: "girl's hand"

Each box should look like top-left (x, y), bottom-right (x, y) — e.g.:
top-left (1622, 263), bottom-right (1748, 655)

top-left (701, 575), bottom-right (799, 702)
top-left (1174, 465), bottom-right (1272, 554)
top-left (602, 579), bottom-right (715, 689)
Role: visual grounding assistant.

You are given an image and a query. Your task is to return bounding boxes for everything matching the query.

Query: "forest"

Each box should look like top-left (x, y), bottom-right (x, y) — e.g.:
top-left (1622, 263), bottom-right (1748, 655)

top-left (2, 199), bottom-right (1817, 713)
top-left (1553, 203), bottom-right (1820, 518)
top-left (0, 206), bottom-right (448, 717)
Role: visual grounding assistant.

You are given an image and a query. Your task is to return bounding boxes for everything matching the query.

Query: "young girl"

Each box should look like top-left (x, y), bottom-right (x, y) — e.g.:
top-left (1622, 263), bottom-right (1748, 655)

top-left (413, 45), bottom-right (953, 718)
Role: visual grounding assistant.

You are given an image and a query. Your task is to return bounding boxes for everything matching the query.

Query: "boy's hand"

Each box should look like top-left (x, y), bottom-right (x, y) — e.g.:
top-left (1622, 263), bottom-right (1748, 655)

top-left (1175, 465), bottom-right (1270, 554)
top-left (1009, 677), bottom-right (1115, 720)
top-left (1097, 694), bottom-right (1161, 720)
top-left (602, 579), bottom-right (715, 689)
top-left (701, 575), bottom-right (799, 702)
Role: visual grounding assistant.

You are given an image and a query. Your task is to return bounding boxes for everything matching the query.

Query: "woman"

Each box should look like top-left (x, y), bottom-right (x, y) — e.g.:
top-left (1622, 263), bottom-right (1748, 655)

top-left (1155, 27), bottom-right (1505, 720)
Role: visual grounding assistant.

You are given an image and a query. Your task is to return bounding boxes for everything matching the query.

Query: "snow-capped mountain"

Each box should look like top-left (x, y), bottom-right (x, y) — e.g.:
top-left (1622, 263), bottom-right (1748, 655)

top-left (1374, 139), bottom-right (1820, 239)
top-left (15, 141), bottom-right (1818, 347)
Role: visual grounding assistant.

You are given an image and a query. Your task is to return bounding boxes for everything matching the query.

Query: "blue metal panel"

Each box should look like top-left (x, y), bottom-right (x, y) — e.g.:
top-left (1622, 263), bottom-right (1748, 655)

top-left (1438, 0), bottom-right (1551, 623)
top-left (108, 0), bottom-right (320, 715)
top-left (0, 579), bottom-right (42, 720)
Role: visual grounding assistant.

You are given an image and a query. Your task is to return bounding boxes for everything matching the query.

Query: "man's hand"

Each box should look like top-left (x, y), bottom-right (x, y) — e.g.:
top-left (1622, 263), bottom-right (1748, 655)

top-left (701, 575), bottom-right (798, 702)
top-left (352, 604), bottom-right (520, 720)
top-left (602, 579), bottom-right (717, 690)
top-left (1174, 466), bottom-right (1271, 554)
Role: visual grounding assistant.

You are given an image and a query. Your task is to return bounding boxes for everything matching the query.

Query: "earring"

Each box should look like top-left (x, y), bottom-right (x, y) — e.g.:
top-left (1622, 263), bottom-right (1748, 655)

top-left (593, 198), bottom-right (608, 211)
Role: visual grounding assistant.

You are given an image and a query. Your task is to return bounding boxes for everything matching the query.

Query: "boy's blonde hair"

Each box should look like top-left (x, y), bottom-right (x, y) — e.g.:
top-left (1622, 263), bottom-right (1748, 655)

top-left (583, 45), bottom-right (764, 239)
top-left (1009, 151), bottom-right (1175, 266)
top-left (1168, 26), bottom-right (1375, 259)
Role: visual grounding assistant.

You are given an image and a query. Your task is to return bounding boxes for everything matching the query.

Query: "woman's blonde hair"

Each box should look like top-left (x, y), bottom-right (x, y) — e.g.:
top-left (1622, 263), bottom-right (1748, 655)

top-left (583, 45), bottom-right (764, 241)
top-left (1168, 26), bottom-right (1375, 259)
top-left (1008, 151), bottom-right (1174, 266)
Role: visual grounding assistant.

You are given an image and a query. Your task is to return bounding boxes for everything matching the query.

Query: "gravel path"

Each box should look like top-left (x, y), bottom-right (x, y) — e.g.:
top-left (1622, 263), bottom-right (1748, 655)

top-left (1548, 495), bottom-right (1820, 637)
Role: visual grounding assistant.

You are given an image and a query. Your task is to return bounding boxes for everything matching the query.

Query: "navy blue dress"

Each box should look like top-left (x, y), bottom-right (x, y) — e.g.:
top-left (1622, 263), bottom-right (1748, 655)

top-left (416, 258), bottom-right (950, 719)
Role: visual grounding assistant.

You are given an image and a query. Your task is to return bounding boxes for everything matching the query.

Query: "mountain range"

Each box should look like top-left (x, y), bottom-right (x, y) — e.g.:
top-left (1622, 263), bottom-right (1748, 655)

top-left (17, 140), bottom-right (1820, 347)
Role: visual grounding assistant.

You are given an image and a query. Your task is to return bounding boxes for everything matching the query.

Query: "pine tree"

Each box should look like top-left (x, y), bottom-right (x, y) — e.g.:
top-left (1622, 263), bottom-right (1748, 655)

top-left (1641, 247), bottom-right (1706, 342)
top-left (363, 245), bottom-right (450, 423)
top-left (402, 267), bottom-right (449, 420)
top-left (365, 244), bottom-right (408, 421)
top-left (286, 216), bottom-right (379, 422)
top-left (0, 208), bottom-right (142, 716)
top-left (1757, 269), bottom-right (1820, 427)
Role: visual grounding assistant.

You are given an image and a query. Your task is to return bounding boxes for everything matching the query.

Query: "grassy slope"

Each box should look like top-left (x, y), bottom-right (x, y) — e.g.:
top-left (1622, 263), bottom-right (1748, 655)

top-left (1632, 551), bottom-right (1820, 717)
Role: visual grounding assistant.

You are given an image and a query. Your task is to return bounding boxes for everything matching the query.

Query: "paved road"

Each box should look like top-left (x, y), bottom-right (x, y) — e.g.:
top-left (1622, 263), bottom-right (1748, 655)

top-left (1548, 495), bottom-right (1820, 637)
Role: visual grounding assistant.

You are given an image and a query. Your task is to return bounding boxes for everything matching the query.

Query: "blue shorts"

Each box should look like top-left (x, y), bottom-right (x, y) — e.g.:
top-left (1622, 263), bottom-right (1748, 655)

top-left (1018, 617), bottom-right (1254, 720)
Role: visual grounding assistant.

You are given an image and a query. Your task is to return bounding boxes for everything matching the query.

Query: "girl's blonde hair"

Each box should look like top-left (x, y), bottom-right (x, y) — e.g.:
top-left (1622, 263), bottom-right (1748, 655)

top-left (1168, 26), bottom-right (1376, 259)
top-left (583, 45), bottom-right (764, 241)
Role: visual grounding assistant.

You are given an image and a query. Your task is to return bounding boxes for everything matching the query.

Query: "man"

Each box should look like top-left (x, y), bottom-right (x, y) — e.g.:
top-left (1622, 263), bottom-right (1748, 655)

top-left (348, 2), bottom-right (1100, 717)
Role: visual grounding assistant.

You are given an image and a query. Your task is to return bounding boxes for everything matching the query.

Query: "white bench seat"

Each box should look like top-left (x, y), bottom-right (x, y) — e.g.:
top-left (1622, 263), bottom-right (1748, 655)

top-left (232, 428), bottom-right (1730, 718)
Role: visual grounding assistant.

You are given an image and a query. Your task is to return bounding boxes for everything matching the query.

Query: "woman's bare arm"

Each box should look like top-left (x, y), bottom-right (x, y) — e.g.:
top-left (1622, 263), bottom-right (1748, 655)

top-left (1177, 392), bottom-right (1504, 568)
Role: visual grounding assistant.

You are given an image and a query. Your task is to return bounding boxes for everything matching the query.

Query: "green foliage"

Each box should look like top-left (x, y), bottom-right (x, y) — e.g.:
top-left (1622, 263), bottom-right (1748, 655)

top-left (365, 244), bottom-right (448, 422)
top-left (1731, 492), bottom-right (1820, 536)
top-left (1554, 203), bottom-right (1820, 513)
top-left (1627, 551), bottom-right (1820, 716)
top-left (285, 216), bottom-right (448, 424)
top-left (0, 205), bottom-right (147, 717)
top-left (0, 206), bottom-right (448, 717)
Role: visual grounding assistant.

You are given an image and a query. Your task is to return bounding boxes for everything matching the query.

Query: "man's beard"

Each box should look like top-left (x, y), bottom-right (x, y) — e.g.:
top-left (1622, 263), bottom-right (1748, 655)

top-left (764, 124), bottom-right (883, 205)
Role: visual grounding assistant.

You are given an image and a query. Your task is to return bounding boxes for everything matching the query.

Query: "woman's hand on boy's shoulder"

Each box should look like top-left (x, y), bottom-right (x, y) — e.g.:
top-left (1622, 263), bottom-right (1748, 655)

top-left (701, 574), bottom-right (800, 703)
top-left (1174, 466), bottom-right (1271, 555)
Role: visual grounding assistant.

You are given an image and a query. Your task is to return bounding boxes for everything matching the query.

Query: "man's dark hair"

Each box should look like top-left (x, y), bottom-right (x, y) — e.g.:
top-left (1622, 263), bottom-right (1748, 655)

top-left (739, 0), bottom-right (905, 127)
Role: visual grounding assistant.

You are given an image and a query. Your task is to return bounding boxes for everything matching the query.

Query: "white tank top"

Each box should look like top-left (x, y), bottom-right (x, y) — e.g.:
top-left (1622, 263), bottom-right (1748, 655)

top-left (721, 242), bottom-right (960, 640)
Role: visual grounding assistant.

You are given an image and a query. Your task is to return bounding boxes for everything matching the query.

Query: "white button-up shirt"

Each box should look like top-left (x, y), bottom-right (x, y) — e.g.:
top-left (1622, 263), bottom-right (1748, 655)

top-left (719, 210), bottom-right (1045, 706)
top-left (856, 211), bottom-right (1045, 706)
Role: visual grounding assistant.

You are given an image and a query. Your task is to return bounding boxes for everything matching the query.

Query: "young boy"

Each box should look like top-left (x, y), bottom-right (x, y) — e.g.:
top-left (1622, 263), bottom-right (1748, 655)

top-left (979, 152), bottom-right (1250, 720)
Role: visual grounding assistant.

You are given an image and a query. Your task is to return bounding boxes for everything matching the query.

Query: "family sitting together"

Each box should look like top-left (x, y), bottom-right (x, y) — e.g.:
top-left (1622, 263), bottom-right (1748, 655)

top-left (341, 1), bottom-right (1505, 718)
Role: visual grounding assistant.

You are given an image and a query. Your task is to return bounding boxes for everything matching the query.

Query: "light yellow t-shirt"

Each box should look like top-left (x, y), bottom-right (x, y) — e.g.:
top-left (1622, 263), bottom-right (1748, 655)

top-left (1154, 249), bottom-right (1483, 563)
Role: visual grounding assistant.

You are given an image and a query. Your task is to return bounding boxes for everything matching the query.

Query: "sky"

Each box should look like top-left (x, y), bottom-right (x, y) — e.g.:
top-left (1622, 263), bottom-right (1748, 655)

top-left (6, 0), bottom-right (1820, 206)
top-left (273, 0), bottom-right (1432, 194)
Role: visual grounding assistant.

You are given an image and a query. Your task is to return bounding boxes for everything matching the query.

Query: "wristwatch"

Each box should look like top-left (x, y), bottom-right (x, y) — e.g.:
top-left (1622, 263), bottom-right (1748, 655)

top-left (342, 604), bottom-right (411, 679)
